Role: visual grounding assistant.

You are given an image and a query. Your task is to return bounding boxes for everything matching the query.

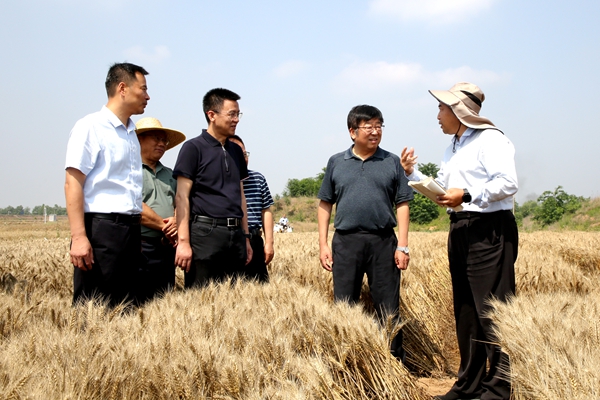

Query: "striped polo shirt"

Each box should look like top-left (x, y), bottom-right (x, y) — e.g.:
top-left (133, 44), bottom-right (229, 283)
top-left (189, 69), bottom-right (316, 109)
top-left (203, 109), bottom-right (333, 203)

top-left (244, 170), bottom-right (274, 230)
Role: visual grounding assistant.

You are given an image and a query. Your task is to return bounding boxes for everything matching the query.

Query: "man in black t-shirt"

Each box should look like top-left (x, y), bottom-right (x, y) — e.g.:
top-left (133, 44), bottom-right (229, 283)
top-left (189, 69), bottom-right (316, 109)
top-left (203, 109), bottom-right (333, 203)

top-left (173, 88), bottom-right (252, 288)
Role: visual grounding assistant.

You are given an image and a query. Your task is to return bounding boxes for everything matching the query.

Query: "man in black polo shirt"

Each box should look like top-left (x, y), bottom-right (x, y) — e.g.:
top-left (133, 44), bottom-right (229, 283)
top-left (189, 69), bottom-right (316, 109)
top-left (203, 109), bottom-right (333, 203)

top-left (318, 104), bottom-right (413, 361)
top-left (173, 88), bottom-right (252, 287)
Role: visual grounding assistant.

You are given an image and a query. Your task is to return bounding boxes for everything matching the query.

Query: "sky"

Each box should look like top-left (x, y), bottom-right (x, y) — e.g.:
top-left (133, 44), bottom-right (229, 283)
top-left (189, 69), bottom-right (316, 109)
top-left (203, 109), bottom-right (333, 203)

top-left (1, 0), bottom-right (599, 208)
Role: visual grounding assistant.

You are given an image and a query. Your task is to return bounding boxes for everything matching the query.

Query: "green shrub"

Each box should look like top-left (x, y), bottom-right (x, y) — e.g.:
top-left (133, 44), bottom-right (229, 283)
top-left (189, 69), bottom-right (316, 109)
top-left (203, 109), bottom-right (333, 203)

top-left (533, 186), bottom-right (587, 226)
top-left (410, 193), bottom-right (440, 225)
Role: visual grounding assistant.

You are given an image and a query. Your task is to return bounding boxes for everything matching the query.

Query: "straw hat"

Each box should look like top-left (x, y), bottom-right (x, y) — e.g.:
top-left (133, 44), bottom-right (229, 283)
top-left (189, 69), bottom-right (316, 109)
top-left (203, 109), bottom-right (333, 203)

top-left (429, 82), bottom-right (496, 130)
top-left (135, 117), bottom-right (186, 151)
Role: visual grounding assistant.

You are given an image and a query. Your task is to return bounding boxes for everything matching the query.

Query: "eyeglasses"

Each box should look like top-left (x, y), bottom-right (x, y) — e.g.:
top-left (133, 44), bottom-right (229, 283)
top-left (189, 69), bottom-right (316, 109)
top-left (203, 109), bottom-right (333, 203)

top-left (217, 111), bottom-right (243, 120)
top-left (142, 134), bottom-right (170, 146)
top-left (357, 125), bottom-right (384, 134)
top-left (243, 151), bottom-right (250, 158)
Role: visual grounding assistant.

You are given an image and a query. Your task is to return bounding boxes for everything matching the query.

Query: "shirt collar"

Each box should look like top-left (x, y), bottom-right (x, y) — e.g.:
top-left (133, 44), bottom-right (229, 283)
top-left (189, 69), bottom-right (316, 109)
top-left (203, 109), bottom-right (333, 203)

top-left (201, 129), bottom-right (224, 147)
top-left (344, 145), bottom-right (384, 161)
top-left (101, 105), bottom-right (136, 133)
top-left (461, 128), bottom-right (476, 138)
top-left (143, 160), bottom-right (164, 172)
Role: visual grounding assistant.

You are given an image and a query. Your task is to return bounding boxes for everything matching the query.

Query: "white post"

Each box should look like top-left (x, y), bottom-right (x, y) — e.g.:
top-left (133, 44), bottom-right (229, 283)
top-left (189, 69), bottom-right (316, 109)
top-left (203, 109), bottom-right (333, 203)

top-left (44, 205), bottom-right (47, 223)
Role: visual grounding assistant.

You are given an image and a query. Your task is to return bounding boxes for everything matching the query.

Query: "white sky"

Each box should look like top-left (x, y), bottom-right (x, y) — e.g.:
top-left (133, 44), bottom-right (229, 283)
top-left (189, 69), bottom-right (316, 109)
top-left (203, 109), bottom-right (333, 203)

top-left (1, 0), bottom-right (599, 208)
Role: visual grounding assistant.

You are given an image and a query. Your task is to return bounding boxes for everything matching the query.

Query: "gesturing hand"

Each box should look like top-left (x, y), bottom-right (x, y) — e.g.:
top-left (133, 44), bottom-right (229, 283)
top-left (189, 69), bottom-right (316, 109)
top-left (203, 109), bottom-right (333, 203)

top-left (400, 147), bottom-right (418, 175)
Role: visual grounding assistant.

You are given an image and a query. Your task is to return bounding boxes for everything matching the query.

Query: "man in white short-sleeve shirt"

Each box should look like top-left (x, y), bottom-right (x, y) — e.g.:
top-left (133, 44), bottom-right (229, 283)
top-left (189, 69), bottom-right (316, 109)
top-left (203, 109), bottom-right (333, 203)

top-left (64, 62), bottom-right (150, 307)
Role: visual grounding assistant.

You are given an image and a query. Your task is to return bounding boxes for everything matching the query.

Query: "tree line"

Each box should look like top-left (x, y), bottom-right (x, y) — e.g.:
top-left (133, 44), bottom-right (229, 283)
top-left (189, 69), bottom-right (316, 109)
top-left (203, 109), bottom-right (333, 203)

top-left (0, 204), bottom-right (67, 216)
top-left (283, 164), bottom-right (589, 226)
top-left (2, 176), bottom-right (587, 226)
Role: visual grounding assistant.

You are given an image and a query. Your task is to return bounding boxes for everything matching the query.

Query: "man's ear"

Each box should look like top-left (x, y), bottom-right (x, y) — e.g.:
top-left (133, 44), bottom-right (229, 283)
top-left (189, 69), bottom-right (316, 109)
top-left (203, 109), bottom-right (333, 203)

top-left (206, 110), bottom-right (216, 122)
top-left (349, 128), bottom-right (356, 141)
top-left (117, 81), bottom-right (127, 95)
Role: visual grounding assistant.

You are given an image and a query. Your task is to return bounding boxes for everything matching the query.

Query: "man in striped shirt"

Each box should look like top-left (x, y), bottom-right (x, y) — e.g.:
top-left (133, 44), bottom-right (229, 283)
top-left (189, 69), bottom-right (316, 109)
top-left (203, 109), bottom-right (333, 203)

top-left (229, 135), bottom-right (275, 282)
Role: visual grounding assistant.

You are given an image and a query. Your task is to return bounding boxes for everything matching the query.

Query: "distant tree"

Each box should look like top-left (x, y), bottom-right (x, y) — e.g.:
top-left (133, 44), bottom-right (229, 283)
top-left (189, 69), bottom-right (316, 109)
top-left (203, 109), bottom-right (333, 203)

top-left (513, 200), bottom-right (539, 226)
top-left (30, 204), bottom-right (67, 215)
top-left (409, 162), bottom-right (441, 224)
top-left (417, 162), bottom-right (439, 179)
top-left (533, 186), bottom-right (587, 226)
top-left (49, 204), bottom-right (67, 215)
top-left (284, 168), bottom-right (326, 197)
top-left (31, 205), bottom-right (45, 215)
top-left (410, 194), bottom-right (439, 224)
top-left (0, 205), bottom-right (30, 215)
top-left (316, 167), bottom-right (326, 182)
top-left (517, 200), bottom-right (539, 218)
top-left (1, 206), bottom-right (15, 215)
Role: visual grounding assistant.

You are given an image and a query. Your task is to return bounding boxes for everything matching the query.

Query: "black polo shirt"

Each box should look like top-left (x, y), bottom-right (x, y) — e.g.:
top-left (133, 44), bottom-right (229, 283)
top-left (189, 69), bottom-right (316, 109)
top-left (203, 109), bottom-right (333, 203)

top-left (173, 130), bottom-right (248, 218)
top-left (318, 146), bottom-right (413, 231)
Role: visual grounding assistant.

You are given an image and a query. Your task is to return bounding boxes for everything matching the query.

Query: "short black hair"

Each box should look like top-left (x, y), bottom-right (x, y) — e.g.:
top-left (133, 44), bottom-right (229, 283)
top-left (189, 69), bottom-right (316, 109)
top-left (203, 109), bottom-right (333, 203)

top-left (347, 105), bottom-right (384, 130)
top-left (203, 88), bottom-right (241, 123)
top-left (105, 62), bottom-right (149, 97)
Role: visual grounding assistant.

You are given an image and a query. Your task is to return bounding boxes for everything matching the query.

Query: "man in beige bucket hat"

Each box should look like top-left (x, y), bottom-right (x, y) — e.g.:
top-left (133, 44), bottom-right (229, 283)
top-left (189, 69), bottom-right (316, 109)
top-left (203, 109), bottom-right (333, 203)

top-left (401, 82), bottom-right (518, 400)
top-left (136, 117), bottom-right (185, 303)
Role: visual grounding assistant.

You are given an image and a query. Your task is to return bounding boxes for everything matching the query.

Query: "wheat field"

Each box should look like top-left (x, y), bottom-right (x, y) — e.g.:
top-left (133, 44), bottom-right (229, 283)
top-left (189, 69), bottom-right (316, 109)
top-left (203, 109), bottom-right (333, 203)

top-left (1, 219), bottom-right (599, 399)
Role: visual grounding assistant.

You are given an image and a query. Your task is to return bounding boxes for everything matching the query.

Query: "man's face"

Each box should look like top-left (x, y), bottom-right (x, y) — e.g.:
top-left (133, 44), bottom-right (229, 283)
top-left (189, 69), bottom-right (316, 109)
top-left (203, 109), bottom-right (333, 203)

top-left (350, 117), bottom-right (382, 152)
top-left (209, 99), bottom-right (240, 137)
top-left (123, 72), bottom-right (150, 116)
top-left (229, 138), bottom-right (249, 166)
top-left (138, 130), bottom-right (167, 163)
top-left (437, 103), bottom-right (461, 135)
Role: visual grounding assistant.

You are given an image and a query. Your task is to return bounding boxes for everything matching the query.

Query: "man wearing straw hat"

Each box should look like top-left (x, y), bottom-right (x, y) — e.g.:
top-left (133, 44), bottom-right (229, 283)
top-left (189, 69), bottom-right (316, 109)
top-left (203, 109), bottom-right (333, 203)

top-left (65, 62), bottom-right (149, 307)
top-left (135, 117), bottom-right (186, 303)
top-left (173, 88), bottom-right (252, 287)
top-left (401, 82), bottom-right (518, 400)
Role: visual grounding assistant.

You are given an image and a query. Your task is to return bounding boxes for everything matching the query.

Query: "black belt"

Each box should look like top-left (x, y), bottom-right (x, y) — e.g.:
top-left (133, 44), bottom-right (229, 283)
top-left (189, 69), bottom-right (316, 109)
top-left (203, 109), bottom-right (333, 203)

top-left (335, 227), bottom-right (394, 235)
top-left (86, 212), bottom-right (141, 224)
top-left (193, 215), bottom-right (241, 227)
top-left (449, 210), bottom-right (511, 223)
top-left (448, 211), bottom-right (480, 222)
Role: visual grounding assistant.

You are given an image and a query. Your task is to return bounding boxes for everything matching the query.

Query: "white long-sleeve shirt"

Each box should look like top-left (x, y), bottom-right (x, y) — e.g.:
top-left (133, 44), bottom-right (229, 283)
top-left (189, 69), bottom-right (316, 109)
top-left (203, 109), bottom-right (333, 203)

top-left (408, 128), bottom-right (518, 213)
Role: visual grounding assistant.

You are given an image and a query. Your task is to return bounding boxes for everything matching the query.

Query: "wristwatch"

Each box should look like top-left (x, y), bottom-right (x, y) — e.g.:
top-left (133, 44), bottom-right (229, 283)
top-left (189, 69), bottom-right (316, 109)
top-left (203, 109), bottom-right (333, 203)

top-left (462, 188), bottom-right (472, 203)
top-left (396, 246), bottom-right (410, 254)
top-left (244, 233), bottom-right (252, 239)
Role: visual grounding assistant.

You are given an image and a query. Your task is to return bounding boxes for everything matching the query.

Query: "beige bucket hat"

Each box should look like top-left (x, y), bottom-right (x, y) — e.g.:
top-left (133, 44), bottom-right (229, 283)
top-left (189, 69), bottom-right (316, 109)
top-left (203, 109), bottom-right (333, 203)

top-left (429, 82), bottom-right (496, 130)
top-left (135, 117), bottom-right (186, 151)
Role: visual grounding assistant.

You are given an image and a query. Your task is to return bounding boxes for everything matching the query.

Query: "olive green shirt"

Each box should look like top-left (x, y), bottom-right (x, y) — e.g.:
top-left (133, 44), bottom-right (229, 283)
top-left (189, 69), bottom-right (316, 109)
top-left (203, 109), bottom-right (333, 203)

top-left (141, 161), bottom-right (177, 238)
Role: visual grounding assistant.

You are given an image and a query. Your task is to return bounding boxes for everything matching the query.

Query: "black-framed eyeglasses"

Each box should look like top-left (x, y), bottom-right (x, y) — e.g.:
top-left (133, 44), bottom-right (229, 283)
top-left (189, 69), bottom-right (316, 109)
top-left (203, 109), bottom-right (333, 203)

top-left (357, 125), bottom-right (384, 134)
top-left (142, 133), bottom-right (170, 146)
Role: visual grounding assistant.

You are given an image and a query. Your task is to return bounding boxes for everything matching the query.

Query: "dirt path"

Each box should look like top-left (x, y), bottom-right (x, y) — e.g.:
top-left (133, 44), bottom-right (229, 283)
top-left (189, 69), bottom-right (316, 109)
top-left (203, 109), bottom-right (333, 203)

top-left (416, 377), bottom-right (455, 398)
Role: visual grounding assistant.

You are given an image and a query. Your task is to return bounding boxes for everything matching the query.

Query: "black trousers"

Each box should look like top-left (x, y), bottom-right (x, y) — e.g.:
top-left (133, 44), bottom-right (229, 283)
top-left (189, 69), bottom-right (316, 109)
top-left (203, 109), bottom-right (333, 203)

top-left (446, 210), bottom-right (518, 400)
top-left (332, 228), bottom-right (404, 361)
top-left (137, 236), bottom-right (176, 304)
top-left (243, 230), bottom-right (269, 283)
top-left (185, 220), bottom-right (246, 288)
top-left (73, 214), bottom-right (141, 307)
